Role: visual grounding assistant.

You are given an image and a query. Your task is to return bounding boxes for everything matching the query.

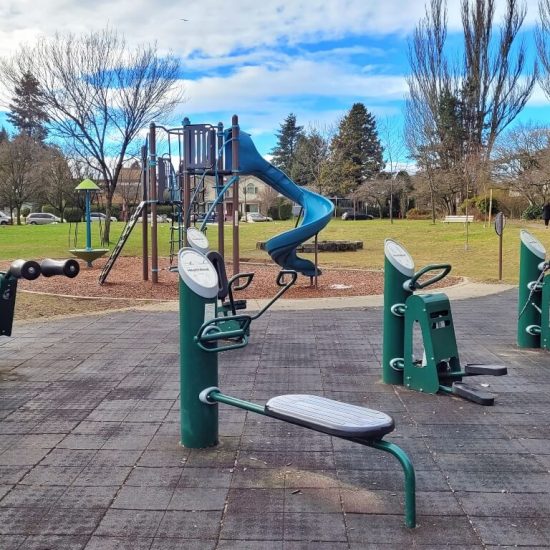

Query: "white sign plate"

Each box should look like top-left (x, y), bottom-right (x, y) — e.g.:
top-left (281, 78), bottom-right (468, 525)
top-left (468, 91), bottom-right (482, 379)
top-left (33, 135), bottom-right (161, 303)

top-left (187, 227), bottom-right (210, 254)
top-left (178, 248), bottom-right (219, 299)
top-left (384, 239), bottom-right (415, 275)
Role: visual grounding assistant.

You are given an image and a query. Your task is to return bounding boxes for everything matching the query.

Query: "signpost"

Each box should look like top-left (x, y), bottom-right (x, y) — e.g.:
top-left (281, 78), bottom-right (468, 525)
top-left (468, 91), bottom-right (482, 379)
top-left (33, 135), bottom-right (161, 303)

top-left (494, 212), bottom-right (505, 280)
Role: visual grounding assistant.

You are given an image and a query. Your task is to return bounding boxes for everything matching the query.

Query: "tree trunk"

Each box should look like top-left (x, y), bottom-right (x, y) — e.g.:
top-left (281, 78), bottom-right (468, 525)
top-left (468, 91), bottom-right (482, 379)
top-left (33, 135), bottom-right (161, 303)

top-left (430, 188), bottom-right (436, 225)
top-left (104, 188), bottom-right (114, 244)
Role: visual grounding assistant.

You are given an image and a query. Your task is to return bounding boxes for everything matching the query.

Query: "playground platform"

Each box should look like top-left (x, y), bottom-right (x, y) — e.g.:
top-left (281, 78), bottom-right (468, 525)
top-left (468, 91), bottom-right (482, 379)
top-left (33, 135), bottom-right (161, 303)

top-left (1, 288), bottom-right (549, 548)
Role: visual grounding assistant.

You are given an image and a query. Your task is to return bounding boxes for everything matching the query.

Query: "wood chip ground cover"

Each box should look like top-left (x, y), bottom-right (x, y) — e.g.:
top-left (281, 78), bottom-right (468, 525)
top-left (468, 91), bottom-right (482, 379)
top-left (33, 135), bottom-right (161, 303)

top-left (7, 256), bottom-right (460, 304)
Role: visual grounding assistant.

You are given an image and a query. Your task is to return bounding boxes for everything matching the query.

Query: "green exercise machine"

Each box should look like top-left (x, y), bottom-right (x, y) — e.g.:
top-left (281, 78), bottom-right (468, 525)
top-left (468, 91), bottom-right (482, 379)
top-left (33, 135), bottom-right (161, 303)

top-left (178, 246), bottom-right (416, 528)
top-left (0, 258), bottom-right (80, 337)
top-left (517, 230), bottom-right (550, 350)
top-left (382, 239), bottom-right (507, 405)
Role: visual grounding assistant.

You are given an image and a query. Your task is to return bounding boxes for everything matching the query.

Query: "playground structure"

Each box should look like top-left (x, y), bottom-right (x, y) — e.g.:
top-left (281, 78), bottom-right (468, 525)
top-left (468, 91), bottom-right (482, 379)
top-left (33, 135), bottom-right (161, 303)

top-left (517, 229), bottom-right (550, 349)
top-left (0, 258), bottom-right (80, 337)
top-left (99, 115), bottom-right (334, 285)
top-left (382, 239), bottom-right (507, 405)
top-left (177, 245), bottom-right (416, 528)
top-left (69, 179), bottom-right (109, 267)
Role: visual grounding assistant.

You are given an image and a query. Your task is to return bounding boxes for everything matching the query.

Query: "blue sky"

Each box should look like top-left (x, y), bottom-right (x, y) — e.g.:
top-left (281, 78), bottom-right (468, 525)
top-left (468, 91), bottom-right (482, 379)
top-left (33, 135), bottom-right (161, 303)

top-left (0, 0), bottom-right (548, 166)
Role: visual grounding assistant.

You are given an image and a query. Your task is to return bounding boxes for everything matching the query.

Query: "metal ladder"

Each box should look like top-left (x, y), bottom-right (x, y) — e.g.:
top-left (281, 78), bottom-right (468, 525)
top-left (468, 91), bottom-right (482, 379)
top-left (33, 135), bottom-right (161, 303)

top-left (98, 201), bottom-right (146, 285)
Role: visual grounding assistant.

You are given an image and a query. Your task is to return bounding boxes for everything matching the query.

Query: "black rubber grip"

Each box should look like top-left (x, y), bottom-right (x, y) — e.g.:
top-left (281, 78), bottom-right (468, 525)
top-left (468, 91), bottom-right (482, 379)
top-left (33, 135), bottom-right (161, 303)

top-left (8, 259), bottom-right (41, 281)
top-left (40, 259), bottom-right (80, 278)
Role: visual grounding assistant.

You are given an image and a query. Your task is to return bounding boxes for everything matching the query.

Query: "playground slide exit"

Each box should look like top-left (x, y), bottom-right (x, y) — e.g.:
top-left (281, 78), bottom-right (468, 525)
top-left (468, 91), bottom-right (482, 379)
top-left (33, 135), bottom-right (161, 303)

top-left (237, 132), bottom-right (334, 277)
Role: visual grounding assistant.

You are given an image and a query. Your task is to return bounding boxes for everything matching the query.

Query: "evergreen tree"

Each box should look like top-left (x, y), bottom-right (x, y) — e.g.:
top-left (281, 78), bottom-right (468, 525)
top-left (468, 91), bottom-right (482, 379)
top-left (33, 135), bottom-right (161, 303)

top-left (7, 72), bottom-right (49, 142)
top-left (0, 127), bottom-right (9, 144)
top-left (330, 103), bottom-right (384, 191)
top-left (270, 113), bottom-right (304, 176)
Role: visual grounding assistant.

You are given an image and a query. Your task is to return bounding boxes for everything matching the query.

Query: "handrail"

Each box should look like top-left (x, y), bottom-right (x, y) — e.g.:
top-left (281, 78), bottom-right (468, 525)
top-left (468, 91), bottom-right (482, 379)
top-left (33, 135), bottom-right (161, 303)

top-left (405, 264), bottom-right (451, 291)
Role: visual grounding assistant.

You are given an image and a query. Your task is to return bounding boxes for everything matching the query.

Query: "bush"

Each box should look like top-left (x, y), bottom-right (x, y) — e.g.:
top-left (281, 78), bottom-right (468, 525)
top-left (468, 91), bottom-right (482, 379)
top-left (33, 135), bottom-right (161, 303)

top-left (406, 208), bottom-right (432, 220)
top-left (522, 204), bottom-right (543, 220)
top-left (476, 196), bottom-right (499, 215)
top-left (268, 198), bottom-right (293, 220)
top-left (458, 197), bottom-right (476, 214)
top-left (64, 207), bottom-right (83, 223)
top-left (21, 207), bottom-right (30, 217)
top-left (156, 205), bottom-right (174, 217)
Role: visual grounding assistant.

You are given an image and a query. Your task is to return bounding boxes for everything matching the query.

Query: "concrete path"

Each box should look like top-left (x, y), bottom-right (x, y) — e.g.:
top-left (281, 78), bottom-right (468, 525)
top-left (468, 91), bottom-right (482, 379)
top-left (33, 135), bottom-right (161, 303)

top-left (1, 288), bottom-right (549, 548)
top-left (138, 280), bottom-right (516, 313)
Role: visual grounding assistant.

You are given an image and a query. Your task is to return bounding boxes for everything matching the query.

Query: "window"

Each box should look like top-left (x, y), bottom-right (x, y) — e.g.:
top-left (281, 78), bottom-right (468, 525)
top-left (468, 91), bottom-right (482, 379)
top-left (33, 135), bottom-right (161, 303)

top-left (245, 183), bottom-right (257, 195)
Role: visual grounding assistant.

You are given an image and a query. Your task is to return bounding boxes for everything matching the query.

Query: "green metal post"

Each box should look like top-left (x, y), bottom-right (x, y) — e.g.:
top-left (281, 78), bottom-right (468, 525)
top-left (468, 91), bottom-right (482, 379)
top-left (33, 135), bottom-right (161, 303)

top-left (85, 190), bottom-right (92, 250)
top-left (382, 239), bottom-right (415, 385)
top-left (0, 272), bottom-right (17, 337)
top-left (518, 230), bottom-right (546, 348)
top-left (541, 273), bottom-right (550, 351)
top-left (179, 261), bottom-right (220, 448)
top-left (369, 440), bottom-right (416, 528)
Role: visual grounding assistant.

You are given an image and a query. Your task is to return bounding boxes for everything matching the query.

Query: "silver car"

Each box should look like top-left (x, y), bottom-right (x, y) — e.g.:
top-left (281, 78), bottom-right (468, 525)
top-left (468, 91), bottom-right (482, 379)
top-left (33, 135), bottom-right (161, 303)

top-left (89, 212), bottom-right (117, 222)
top-left (0, 211), bottom-right (11, 225)
top-left (26, 213), bottom-right (62, 225)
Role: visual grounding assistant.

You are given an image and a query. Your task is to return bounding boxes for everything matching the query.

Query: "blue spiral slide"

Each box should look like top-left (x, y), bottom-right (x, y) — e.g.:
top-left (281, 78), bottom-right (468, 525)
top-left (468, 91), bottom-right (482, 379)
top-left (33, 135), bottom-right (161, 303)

top-left (237, 132), bottom-right (334, 277)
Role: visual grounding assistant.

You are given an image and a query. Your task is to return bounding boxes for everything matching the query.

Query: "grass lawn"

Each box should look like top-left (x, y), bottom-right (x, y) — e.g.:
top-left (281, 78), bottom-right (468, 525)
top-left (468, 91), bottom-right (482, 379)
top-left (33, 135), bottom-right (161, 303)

top-left (1, 218), bottom-right (548, 284)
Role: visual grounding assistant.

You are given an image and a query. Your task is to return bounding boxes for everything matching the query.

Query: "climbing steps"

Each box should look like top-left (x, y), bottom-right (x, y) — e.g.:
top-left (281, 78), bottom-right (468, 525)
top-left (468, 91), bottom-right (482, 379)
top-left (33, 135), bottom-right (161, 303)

top-left (98, 201), bottom-right (146, 285)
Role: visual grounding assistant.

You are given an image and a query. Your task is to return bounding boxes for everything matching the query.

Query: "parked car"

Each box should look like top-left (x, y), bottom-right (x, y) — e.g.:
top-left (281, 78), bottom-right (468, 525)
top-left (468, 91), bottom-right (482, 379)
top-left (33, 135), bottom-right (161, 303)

top-left (196, 212), bottom-right (217, 223)
top-left (147, 214), bottom-right (168, 223)
top-left (341, 212), bottom-right (374, 221)
top-left (26, 212), bottom-right (62, 225)
top-left (0, 211), bottom-right (12, 225)
top-left (246, 212), bottom-right (273, 222)
top-left (89, 212), bottom-right (117, 222)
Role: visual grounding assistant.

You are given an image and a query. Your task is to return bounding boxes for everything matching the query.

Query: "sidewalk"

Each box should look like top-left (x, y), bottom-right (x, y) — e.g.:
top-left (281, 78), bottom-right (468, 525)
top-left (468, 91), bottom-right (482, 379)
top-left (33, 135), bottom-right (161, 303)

top-left (138, 279), bottom-right (516, 312)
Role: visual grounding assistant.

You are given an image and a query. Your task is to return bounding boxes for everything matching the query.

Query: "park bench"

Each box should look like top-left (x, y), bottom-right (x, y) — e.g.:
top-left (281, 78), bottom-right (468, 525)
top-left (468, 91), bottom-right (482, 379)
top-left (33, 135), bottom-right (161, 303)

top-left (443, 215), bottom-right (474, 223)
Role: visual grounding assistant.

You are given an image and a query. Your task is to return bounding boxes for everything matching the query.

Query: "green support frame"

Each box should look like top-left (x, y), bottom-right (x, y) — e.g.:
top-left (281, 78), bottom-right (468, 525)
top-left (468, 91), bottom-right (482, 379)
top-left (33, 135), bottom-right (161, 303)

top-left (208, 390), bottom-right (416, 528)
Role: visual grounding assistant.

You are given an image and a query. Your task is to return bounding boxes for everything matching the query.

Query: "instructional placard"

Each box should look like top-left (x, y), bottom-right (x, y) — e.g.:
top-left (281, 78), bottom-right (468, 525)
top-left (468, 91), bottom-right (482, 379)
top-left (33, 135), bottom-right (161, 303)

top-left (178, 248), bottom-right (219, 299)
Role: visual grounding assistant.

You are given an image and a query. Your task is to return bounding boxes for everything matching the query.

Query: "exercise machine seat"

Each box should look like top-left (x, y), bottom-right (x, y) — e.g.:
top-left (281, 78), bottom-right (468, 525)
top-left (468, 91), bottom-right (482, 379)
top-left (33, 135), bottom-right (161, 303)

top-left (265, 394), bottom-right (394, 440)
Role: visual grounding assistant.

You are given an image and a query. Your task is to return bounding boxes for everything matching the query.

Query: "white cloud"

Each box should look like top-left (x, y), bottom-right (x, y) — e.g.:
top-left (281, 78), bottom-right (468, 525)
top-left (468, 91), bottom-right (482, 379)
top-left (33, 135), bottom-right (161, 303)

top-left (179, 59), bottom-right (406, 113)
top-left (0, 0), bottom-right (539, 59)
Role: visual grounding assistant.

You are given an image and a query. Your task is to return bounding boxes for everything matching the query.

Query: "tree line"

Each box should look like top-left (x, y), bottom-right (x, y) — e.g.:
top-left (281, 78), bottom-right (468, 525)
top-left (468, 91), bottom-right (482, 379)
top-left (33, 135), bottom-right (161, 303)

top-left (270, 0), bottom-right (550, 222)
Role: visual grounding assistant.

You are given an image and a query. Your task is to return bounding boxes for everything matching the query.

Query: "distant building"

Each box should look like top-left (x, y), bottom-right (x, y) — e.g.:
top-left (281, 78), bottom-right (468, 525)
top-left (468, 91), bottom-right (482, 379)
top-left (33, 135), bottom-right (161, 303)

top-left (111, 165), bottom-right (274, 221)
top-left (203, 175), bottom-right (272, 219)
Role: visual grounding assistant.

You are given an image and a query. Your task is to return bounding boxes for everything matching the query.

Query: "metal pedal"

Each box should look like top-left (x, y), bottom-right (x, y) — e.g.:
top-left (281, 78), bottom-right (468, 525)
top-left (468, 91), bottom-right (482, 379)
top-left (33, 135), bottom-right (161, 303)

top-left (451, 382), bottom-right (495, 406)
top-left (464, 364), bottom-right (507, 376)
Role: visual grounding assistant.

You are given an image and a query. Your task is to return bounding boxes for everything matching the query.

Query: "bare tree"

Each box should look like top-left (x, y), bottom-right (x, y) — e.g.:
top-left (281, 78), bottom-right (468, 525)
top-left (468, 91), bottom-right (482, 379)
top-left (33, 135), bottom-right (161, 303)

top-left (406, 0), bottom-right (536, 215)
top-left (0, 28), bottom-right (182, 241)
top-left (380, 117), bottom-right (408, 222)
top-left (0, 135), bottom-right (44, 224)
top-left (536, 0), bottom-right (550, 99)
top-left (257, 185), bottom-right (279, 214)
top-left (292, 126), bottom-right (333, 193)
top-left (494, 122), bottom-right (550, 205)
top-left (38, 147), bottom-right (75, 221)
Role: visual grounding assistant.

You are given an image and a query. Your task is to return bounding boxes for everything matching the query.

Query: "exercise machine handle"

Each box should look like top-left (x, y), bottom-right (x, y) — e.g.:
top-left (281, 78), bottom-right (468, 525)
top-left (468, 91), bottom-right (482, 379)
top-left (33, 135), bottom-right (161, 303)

top-left (226, 272), bottom-right (255, 315)
top-left (406, 264), bottom-right (451, 291)
top-left (250, 269), bottom-right (298, 320)
top-left (228, 272), bottom-right (254, 292)
top-left (276, 270), bottom-right (298, 287)
top-left (195, 315), bottom-right (252, 352)
top-left (40, 259), bottom-right (80, 278)
top-left (7, 260), bottom-right (41, 281)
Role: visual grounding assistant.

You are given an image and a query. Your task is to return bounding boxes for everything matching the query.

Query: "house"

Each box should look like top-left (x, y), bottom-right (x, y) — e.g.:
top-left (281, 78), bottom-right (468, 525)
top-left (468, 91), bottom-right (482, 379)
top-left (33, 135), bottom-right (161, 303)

top-left (203, 175), bottom-right (273, 219)
top-left (111, 164), bottom-right (274, 220)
